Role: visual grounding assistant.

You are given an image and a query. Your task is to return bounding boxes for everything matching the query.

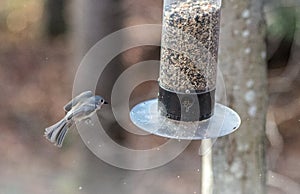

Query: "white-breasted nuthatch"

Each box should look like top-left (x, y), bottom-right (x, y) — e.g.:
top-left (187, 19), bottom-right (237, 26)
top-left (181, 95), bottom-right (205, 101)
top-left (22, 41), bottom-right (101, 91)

top-left (44, 92), bottom-right (108, 147)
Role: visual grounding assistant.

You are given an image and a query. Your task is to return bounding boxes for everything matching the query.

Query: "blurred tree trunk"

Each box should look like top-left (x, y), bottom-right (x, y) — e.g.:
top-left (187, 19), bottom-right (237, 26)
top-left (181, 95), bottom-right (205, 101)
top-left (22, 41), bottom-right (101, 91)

top-left (72, 0), bottom-right (127, 193)
top-left (72, 0), bottom-right (125, 110)
top-left (73, 0), bottom-right (122, 61)
top-left (45, 0), bottom-right (67, 37)
top-left (207, 0), bottom-right (268, 193)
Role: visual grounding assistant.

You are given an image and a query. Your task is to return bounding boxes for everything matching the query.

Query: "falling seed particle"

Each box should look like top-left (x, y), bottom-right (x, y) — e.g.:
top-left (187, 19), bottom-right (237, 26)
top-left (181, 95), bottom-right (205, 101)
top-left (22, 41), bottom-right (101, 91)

top-left (233, 29), bottom-right (239, 35)
top-left (261, 51), bottom-right (267, 59)
top-left (246, 79), bottom-right (254, 88)
top-left (242, 30), bottom-right (250, 37)
top-left (244, 48), bottom-right (251, 54)
top-left (241, 9), bottom-right (250, 18)
top-left (248, 106), bottom-right (257, 117)
top-left (233, 85), bottom-right (240, 90)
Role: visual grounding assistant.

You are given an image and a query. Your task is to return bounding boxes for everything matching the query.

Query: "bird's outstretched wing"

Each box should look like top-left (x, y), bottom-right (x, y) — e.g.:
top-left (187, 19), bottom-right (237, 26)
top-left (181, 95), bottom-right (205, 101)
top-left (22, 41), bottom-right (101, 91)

top-left (63, 91), bottom-right (93, 113)
top-left (66, 103), bottom-right (97, 122)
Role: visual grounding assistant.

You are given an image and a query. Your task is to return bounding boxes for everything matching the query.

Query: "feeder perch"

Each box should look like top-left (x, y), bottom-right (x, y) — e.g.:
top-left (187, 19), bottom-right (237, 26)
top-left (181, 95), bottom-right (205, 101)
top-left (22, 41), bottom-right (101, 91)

top-left (130, 0), bottom-right (241, 139)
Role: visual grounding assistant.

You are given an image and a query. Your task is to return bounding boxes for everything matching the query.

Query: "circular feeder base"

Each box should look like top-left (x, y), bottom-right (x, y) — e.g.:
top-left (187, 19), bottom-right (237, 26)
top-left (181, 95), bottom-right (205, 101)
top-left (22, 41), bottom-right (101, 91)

top-left (130, 99), bottom-right (241, 140)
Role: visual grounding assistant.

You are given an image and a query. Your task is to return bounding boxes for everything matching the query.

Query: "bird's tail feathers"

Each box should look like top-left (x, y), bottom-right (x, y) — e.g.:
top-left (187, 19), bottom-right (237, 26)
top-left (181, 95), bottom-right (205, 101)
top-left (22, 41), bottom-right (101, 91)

top-left (55, 124), bottom-right (69, 147)
top-left (44, 119), bottom-right (68, 147)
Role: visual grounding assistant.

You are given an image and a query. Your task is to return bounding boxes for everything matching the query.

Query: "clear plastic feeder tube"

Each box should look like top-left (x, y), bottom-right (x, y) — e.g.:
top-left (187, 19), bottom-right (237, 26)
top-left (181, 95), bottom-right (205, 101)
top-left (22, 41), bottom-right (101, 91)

top-left (158, 0), bottom-right (222, 121)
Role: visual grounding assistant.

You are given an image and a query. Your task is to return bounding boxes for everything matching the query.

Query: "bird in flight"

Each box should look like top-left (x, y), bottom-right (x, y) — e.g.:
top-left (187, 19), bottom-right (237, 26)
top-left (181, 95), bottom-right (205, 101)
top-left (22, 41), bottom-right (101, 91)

top-left (44, 91), bottom-right (108, 147)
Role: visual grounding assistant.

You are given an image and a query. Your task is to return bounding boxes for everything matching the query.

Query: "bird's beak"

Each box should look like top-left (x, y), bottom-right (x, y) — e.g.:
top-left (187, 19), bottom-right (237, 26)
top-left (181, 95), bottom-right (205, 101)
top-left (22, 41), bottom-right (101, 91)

top-left (104, 101), bottom-right (109, 104)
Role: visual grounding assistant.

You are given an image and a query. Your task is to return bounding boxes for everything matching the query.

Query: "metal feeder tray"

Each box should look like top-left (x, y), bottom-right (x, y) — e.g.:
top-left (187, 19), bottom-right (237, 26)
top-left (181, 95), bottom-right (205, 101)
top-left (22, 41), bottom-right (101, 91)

top-left (130, 98), bottom-right (241, 140)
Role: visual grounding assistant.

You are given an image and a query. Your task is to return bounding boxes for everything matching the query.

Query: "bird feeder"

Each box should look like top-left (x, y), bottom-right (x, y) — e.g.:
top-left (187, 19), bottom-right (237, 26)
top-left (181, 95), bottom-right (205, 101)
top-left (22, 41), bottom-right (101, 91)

top-left (130, 0), bottom-right (241, 139)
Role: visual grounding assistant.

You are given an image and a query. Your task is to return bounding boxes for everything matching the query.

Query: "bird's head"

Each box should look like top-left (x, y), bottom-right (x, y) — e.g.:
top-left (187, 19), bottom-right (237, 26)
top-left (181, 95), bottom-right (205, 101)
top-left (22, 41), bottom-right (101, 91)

top-left (95, 95), bottom-right (108, 108)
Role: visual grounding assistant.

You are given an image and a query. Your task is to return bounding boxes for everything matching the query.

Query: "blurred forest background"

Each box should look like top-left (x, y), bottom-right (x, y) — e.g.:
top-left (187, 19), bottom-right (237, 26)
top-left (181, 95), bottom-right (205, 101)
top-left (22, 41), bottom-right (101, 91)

top-left (0, 0), bottom-right (299, 194)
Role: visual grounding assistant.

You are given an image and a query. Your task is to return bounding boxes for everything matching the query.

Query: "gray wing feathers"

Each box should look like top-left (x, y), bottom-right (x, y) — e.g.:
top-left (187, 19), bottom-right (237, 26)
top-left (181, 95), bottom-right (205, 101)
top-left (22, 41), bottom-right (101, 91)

top-left (67, 104), bottom-right (96, 121)
top-left (63, 91), bottom-right (93, 113)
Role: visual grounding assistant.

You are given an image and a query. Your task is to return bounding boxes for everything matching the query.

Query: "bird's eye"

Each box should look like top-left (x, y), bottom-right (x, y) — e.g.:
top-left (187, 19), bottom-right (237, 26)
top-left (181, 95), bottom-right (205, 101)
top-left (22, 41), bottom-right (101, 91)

top-left (100, 99), bottom-right (104, 103)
